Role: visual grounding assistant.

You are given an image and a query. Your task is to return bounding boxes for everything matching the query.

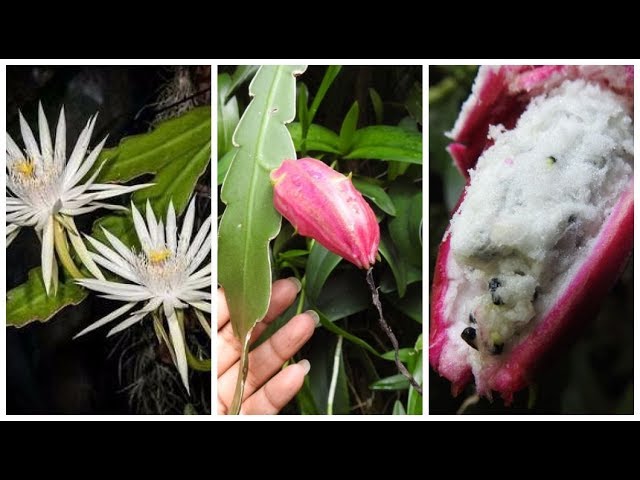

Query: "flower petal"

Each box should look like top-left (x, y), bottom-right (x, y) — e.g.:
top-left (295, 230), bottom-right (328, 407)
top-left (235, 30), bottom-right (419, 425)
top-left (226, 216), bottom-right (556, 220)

top-left (65, 217), bottom-right (105, 280)
top-left (186, 232), bottom-right (211, 275)
top-left (106, 312), bottom-right (147, 337)
top-left (6, 226), bottom-right (21, 247)
top-left (6, 133), bottom-right (24, 162)
top-left (145, 200), bottom-right (158, 246)
top-left (54, 106), bottom-right (66, 169)
top-left (186, 215), bottom-right (211, 263)
top-left (166, 200), bottom-right (177, 253)
top-left (38, 102), bottom-right (53, 165)
top-left (41, 216), bottom-right (54, 295)
top-left (89, 253), bottom-right (139, 283)
top-left (19, 111), bottom-right (42, 166)
top-left (102, 227), bottom-right (136, 264)
top-left (187, 301), bottom-right (211, 314)
top-left (178, 197), bottom-right (196, 255)
top-left (167, 310), bottom-right (190, 394)
top-left (78, 278), bottom-right (149, 297)
top-left (73, 302), bottom-right (138, 338)
top-left (65, 136), bottom-right (107, 189)
top-left (131, 202), bottom-right (152, 251)
top-left (64, 115), bottom-right (96, 184)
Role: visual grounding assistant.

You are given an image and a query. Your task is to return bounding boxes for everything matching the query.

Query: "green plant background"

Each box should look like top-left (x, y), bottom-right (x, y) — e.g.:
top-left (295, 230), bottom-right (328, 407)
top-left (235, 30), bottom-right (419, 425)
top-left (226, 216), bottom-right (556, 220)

top-left (218, 65), bottom-right (423, 414)
top-left (429, 66), bottom-right (634, 414)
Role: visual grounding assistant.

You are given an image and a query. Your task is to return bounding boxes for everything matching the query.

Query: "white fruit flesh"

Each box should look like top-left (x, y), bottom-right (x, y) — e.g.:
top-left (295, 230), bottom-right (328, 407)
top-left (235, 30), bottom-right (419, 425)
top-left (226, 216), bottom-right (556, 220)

top-left (444, 79), bottom-right (633, 366)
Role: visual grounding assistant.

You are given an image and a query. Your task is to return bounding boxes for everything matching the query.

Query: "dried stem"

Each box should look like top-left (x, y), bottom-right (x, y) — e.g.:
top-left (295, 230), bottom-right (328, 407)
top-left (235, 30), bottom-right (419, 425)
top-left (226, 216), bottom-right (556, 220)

top-left (366, 268), bottom-right (422, 396)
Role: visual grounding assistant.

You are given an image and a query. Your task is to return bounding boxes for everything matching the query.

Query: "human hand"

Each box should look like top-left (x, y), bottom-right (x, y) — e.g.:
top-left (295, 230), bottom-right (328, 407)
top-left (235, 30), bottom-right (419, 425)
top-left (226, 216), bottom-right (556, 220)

top-left (217, 278), bottom-right (318, 414)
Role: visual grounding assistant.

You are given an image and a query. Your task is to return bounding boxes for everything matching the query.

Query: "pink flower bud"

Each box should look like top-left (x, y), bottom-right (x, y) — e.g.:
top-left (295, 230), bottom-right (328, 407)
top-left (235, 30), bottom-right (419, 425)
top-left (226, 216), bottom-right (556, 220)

top-left (271, 157), bottom-right (380, 269)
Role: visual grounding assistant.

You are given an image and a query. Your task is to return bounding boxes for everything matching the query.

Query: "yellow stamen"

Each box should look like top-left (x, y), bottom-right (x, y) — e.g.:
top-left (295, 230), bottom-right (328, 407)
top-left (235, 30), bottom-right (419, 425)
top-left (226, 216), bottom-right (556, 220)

top-left (148, 248), bottom-right (172, 264)
top-left (14, 160), bottom-right (36, 177)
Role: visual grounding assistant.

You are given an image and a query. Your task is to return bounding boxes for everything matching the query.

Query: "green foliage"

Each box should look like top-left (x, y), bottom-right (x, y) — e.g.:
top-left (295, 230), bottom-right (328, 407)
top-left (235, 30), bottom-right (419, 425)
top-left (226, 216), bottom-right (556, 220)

top-left (220, 65), bottom-right (422, 414)
top-left (6, 268), bottom-right (87, 327)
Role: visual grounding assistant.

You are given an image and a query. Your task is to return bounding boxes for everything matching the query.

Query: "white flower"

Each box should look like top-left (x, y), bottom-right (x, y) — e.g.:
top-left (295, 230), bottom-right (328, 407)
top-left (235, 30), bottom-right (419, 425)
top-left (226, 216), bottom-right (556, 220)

top-left (75, 198), bottom-right (211, 393)
top-left (6, 103), bottom-right (150, 294)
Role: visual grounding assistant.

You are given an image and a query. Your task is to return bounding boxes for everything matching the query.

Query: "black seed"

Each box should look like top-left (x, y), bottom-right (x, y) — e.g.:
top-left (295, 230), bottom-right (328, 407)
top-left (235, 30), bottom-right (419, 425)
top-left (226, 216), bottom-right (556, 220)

top-left (547, 156), bottom-right (557, 164)
top-left (533, 287), bottom-right (540, 302)
top-left (469, 313), bottom-right (476, 324)
top-left (461, 327), bottom-right (478, 350)
top-left (491, 343), bottom-right (504, 355)
top-left (515, 270), bottom-right (525, 276)
top-left (491, 293), bottom-right (504, 305)
top-left (488, 277), bottom-right (501, 292)
top-left (568, 214), bottom-right (576, 224)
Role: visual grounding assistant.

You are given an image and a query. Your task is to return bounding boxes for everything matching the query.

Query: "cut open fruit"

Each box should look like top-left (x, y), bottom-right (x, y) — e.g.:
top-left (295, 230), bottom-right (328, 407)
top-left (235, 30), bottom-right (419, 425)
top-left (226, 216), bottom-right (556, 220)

top-left (430, 66), bottom-right (634, 403)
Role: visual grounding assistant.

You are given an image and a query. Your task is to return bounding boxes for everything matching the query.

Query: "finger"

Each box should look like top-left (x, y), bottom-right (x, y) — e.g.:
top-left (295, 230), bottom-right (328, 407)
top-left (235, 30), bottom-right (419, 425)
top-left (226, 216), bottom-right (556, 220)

top-left (217, 277), bottom-right (302, 376)
top-left (240, 360), bottom-right (311, 415)
top-left (217, 288), bottom-right (230, 330)
top-left (218, 310), bottom-right (317, 407)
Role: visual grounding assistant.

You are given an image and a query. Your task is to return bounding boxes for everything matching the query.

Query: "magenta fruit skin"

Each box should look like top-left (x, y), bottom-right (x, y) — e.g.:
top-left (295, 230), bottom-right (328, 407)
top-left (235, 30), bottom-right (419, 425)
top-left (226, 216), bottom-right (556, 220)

top-left (430, 65), bottom-right (634, 403)
top-left (271, 157), bottom-right (380, 269)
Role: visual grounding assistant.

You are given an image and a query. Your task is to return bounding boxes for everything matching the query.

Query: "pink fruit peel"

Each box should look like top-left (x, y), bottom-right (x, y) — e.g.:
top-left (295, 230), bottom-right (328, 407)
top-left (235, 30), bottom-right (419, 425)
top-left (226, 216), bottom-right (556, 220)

top-left (431, 65), bottom-right (634, 404)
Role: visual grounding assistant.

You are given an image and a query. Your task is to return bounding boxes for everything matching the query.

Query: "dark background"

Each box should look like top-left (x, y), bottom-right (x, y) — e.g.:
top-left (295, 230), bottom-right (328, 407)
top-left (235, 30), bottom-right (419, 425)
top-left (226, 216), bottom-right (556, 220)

top-left (7, 66), bottom-right (211, 414)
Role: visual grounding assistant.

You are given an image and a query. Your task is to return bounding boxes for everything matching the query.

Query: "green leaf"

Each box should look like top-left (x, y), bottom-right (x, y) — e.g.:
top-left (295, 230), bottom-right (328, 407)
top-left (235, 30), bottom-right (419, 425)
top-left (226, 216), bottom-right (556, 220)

top-left (219, 65), bottom-right (306, 342)
top-left (339, 101), bottom-right (359, 154)
top-left (6, 268), bottom-right (87, 327)
top-left (381, 348), bottom-right (417, 363)
top-left (277, 249), bottom-right (309, 260)
top-left (315, 269), bottom-right (370, 322)
top-left (352, 177), bottom-right (396, 216)
top-left (393, 400), bottom-right (407, 415)
top-left (388, 178), bottom-right (422, 268)
top-left (379, 229), bottom-right (407, 298)
top-left (317, 312), bottom-right (383, 358)
top-left (218, 74), bottom-right (240, 157)
top-left (288, 123), bottom-right (340, 154)
top-left (94, 134), bottom-right (211, 247)
top-left (345, 126), bottom-right (422, 164)
top-left (369, 88), bottom-right (384, 124)
top-left (387, 282), bottom-right (423, 323)
top-left (388, 161), bottom-right (411, 181)
top-left (308, 65), bottom-right (342, 124)
top-left (297, 82), bottom-right (309, 132)
top-left (217, 148), bottom-right (236, 186)
top-left (407, 352), bottom-right (423, 415)
top-left (96, 106), bottom-right (211, 186)
top-left (405, 81), bottom-right (423, 125)
top-left (226, 65), bottom-right (259, 102)
top-left (304, 242), bottom-right (341, 303)
top-left (370, 374), bottom-right (410, 391)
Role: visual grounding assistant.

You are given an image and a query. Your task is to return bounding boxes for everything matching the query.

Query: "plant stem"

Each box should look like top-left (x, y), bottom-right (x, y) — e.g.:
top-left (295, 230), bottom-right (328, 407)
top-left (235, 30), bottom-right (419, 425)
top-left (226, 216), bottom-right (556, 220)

top-left (327, 335), bottom-right (343, 415)
top-left (53, 220), bottom-right (83, 279)
top-left (296, 276), bottom-right (306, 315)
top-left (229, 331), bottom-right (252, 415)
top-left (365, 268), bottom-right (422, 396)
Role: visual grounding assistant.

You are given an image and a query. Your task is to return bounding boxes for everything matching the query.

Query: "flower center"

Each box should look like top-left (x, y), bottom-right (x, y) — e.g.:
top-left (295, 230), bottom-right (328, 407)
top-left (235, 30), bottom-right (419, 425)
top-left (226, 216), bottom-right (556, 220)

top-left (14, 160), bottom-right (36, 178)
top-left (148, 248), bottom-right (172, 264)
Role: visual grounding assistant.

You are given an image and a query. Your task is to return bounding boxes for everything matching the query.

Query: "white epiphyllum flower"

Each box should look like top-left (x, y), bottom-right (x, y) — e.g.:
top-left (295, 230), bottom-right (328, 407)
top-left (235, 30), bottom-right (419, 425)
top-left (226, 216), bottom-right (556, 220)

top-left (75, 198), bottom-right (212, 393)
top-left (6, 104), bottom-right (150, 294)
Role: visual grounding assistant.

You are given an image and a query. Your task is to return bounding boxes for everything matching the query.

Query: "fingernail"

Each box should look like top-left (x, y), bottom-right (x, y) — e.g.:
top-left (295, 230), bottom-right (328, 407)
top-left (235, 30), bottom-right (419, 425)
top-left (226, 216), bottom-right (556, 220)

top-left (286, 276), bottom-right (302, 293)
top-left (297, 359), bottom-right (311, 375)
top-left (305, 309), bottom-right (320, 327)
